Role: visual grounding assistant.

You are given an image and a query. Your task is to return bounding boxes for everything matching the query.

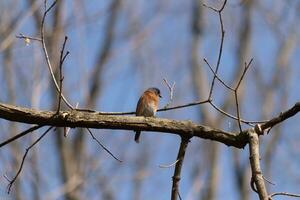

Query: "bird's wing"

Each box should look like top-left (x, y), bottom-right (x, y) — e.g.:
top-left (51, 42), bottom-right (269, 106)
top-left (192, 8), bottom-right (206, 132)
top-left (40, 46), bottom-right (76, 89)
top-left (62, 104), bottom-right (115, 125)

top-left (136, 96), bottom-right (145, 116)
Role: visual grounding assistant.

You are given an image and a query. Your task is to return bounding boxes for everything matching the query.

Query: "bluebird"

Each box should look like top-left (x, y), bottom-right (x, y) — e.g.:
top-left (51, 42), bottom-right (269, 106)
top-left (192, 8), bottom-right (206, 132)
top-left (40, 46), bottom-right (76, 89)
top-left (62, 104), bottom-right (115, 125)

top-left (134, 87), bottom-right (162, 143)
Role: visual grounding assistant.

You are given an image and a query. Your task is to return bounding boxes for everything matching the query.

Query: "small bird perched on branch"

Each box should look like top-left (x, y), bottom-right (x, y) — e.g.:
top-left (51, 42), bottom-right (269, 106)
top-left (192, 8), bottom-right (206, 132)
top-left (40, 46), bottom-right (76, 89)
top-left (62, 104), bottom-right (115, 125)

top-left (135, 87), bottom-right (162, 143)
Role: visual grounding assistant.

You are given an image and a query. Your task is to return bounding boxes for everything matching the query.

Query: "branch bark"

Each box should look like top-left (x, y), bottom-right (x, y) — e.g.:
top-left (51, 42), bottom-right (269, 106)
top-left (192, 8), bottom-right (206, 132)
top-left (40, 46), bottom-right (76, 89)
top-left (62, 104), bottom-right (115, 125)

top-left (248, 129), bottom-right (268, 200)
top-left (171, 137), bottom-right (189, 200)
top-left (0, 103), bottom-right (247, 148)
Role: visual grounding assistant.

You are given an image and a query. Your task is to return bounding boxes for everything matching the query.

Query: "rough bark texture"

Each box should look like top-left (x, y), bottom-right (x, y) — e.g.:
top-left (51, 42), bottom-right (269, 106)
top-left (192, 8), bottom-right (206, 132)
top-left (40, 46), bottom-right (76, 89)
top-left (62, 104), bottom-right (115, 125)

top-left (248, 130), bottom-right (268, 200)
top-left (0, 103), bottom-right (248, 148)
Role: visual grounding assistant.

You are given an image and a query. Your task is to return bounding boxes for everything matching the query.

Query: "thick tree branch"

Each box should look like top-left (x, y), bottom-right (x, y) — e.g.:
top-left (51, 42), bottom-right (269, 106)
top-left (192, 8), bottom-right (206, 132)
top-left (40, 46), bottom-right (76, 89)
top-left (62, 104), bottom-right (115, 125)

top-left (1, 101), bottom-right (300, 151)
top-left (0, 103), bottom-right (247, 148)
top-left (248, 129), bottom-right (268, 200)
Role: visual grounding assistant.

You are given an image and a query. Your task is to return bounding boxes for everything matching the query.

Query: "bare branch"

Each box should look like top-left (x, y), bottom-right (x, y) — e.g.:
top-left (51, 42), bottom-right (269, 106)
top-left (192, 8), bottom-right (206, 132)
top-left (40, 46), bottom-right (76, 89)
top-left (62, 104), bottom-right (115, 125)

top-left (159, 159), bottom-right (179, 168)
top-left (233, 59), bottom-right (254, 132)
top-left (262, 175), bottom-right (275, 186)
top-left (56, 36), bottom-right (69, 113)
top-left (75, 99), bottom-right (210, 115)
top-left (209, 101), bottom-right (266, 125)
top-left (16, 33), bottom-right (42, 42)
top-left (235, 59), bottom-right (253, 89)
top-left (40, 0), bottom-right (74, 109)
top-left (171, 137), bottom-right (189, 200)
top-left (203, 0), bottom-right (227, 12)
top-left (0, 103), bottom-right (248, 148)
top-left (87, 128), bottom-right (122, 162)
top-left (248, 129), bottom-right (268, 199)
top-left (158, 100), bottom-right (209, 112)
top-left (6, 126), bottom-right (53, 194)
top-left (203, 58), bottom-right (234, 91)
top-left (261, 102), bottom-right (300, 131)
top-left (0, 125), bottom-right (44, 148)
top-left (269, 192), bottom-right (300, 199)
top-left (162, 78), bottom-right (176, 109)
top-left (234, 91), bottom-right (243, 132)
top-left (204, 0), bottom-right (227, 99)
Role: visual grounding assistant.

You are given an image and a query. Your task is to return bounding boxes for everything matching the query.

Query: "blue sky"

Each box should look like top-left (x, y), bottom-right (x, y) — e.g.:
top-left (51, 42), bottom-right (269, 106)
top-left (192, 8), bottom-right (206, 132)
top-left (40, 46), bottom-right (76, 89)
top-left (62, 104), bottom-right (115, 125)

top-left (0, 0), bottom-right (300, 199)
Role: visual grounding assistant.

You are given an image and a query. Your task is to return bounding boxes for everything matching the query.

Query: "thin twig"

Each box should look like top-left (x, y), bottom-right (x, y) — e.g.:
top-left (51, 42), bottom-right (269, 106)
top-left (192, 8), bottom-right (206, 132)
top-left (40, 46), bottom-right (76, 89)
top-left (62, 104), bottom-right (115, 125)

top-left (16, 1), bottom-right (73, 109)
top-left (235, 59), bottom-right (253, 89)
top-left (262, 175), bottom-right (275, 186)
top-left (0, 125), bottom-right (44, 148)
top-left (163, 78), bottom-right (175, 107)
top-left (203, 0), bottom-right (258, 131)
top-left (56, 36), bottom-right (69, 113)
top-left (158, 100), bottom-right (209, 112)
top-left (16, 33), bottom-right (42, 42)
top-left (6, 126), bottom-right (53, 194)
top-left (209, 101), bottom-right (266, 125)
top-left (203, 58), bottom-right (234, 91)
top-left (270, 192), bottom-right (300, 198)
top-left (162, 78), bottom-right (176, 109)
top-left (205, 0), bottom-right (227, 99)
top-left (203, 0), bottom-right (227, 12)
top-left (233, 59), bottom-right (254, 133)
top-left (86, 128), bottom-right (122, 162)
top-left (234, 92), bottom-right (243, 132)
top-left (75, 99), bottom-right (210, 115)
top-left (171, 137), bottom-right (190, 200)
top-left (177, 191), bottom-right (183, 200)
top-left (75, 98), bottom-right (265, 125)
top-left (159, 159), bottom-right (179, 168)
top-left (41, 0), bottom-right (73, 109)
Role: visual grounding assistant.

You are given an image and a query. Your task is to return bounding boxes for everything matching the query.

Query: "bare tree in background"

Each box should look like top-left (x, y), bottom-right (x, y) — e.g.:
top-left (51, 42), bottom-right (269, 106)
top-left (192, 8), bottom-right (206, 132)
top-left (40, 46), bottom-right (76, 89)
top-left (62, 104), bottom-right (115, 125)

top-left (0, 1), bottom-right (300, 200)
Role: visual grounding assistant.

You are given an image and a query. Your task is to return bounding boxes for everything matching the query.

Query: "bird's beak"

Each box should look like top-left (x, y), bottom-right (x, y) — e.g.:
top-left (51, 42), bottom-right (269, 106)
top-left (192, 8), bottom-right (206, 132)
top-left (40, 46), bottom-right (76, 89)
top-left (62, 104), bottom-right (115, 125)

top-left (159, 94), bottom-right (162, 98)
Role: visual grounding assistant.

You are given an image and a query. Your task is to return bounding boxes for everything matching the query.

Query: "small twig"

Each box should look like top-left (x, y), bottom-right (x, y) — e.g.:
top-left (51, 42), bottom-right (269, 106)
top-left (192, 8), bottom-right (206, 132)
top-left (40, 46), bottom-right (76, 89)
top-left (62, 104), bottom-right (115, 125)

top-left (262, 175), bottom-right (275, 186)
top-left (16, 1), bottom-right (73, 110)
top-left (159, 159), bottom-right (179, 168)
top-left (203, 58), bottom-right (234, 91)
top-left (56, 36), bottom-right (69, 113)
top-left (41, 0), bottom-right (74, 109)
top-left (6, 126), bottom-right (53, 194)
top-left (235, 59), bottom-right (253, 89)
top-left (203, 0), bottom-right (257, 131)
top-left (269, 192), bottom-right (300, 198)
top-left (209, 101), bottom-right (266, 125)
top-left (233, 59), bottom-right (254, 133)
top-left (162, 78), bottom-right (175, 109)
top-left (75, 98), bottom-right (266, 126)
top-left (87, 128), bottom-right (122, 162)
top-left (204, 0), bottom-right (227, 99)
top-left (203, 0), bottom-right (227, 12)
top-left (234, 91), bottom-right (243, 132)
top-left (0, 125), bottom-right (44, 148)
top-left (171, 137), bottom-right (190, 200)
top-left (74, 99), bottom-right (210, 115)
top-left (158, 99), bottom-right (210, 112)
top-left (177, 191), bottom-right (183, 200)
top-left (16, 33), bottom-right (42, 42)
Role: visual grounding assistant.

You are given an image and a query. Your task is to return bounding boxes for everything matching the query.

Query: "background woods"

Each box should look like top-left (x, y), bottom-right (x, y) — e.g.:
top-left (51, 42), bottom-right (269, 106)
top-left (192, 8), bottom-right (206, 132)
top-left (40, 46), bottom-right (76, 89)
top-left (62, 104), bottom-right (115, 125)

top-left (0, 0), bottom-right (300, 200)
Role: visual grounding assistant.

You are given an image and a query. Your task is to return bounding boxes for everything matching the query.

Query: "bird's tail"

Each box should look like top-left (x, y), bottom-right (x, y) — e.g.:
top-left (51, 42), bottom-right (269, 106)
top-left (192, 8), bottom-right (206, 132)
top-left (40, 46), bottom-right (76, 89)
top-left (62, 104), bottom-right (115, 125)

top-left (134, 131), bottom-right (141, 143)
